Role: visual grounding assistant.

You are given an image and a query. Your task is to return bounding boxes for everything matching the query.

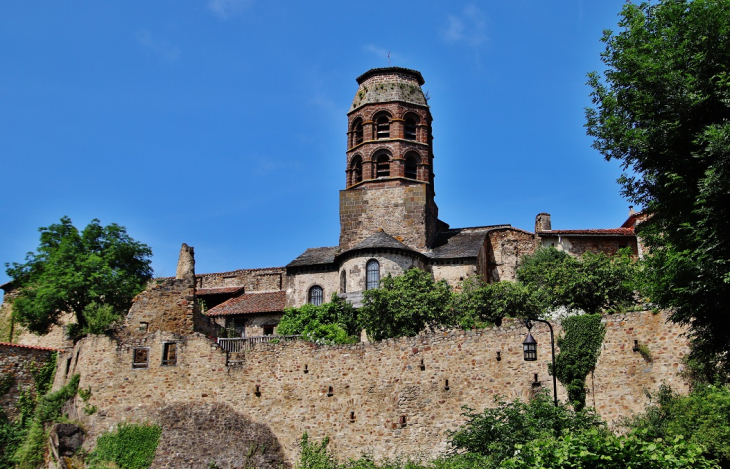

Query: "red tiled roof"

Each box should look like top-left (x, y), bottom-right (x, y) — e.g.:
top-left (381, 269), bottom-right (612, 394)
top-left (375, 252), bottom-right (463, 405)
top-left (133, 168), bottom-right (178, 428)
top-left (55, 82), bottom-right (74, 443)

top-left (537, 228), bottom-right (635, 236)
top-left (0, 342), bottom-right (60, 352)
top-left (206, 291), bottom-right (286, 317)
top-left (196, 286), bottom-right (244, 296)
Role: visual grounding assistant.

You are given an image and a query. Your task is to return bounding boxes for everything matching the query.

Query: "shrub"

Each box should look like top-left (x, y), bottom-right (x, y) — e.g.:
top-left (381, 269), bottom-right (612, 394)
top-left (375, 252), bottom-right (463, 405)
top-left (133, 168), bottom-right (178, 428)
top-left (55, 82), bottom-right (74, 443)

top-left (447, 389), bottom-right (604, 466)
top-left (502, 429), bottom-right (719, 469)
top-left (626, 383), bottom-right (730, 468)
top-left (87, 422), bottom-right (161, 469)
top-left (277, 295), bottom-right (358, 345)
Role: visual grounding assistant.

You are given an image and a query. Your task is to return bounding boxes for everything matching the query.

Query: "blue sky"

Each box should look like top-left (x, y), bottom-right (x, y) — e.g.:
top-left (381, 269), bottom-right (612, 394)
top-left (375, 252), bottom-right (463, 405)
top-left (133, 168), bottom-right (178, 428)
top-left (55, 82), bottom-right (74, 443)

top-left (0, 1), bottom-right (633, 292)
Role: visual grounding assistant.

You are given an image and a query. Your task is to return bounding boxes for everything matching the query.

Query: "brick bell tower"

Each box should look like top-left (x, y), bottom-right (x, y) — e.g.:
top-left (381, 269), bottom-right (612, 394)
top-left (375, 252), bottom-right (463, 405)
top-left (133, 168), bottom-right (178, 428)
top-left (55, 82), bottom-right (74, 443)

top-left (339, 67), bottom-right (442, 252)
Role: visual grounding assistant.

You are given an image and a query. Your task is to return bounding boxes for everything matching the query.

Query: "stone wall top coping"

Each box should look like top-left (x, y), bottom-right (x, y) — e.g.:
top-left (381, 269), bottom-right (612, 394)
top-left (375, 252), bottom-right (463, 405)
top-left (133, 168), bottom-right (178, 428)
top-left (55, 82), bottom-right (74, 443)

top-left (0, 342), bottom-right (60, 352)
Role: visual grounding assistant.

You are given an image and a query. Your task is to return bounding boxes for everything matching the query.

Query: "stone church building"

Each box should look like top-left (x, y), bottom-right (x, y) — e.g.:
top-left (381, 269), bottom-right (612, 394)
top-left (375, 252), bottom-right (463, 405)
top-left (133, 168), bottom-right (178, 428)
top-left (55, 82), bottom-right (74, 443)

top-left (1, 67), bottom-right (640, 343)
top-left (189, 67), bottom-right (640, 338)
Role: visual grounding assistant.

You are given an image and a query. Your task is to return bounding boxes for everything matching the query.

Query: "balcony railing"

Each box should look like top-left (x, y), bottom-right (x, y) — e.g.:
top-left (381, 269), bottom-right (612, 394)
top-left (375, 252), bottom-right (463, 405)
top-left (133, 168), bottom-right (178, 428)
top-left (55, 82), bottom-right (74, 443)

top-left (217, 335), bottom-right (301, 353)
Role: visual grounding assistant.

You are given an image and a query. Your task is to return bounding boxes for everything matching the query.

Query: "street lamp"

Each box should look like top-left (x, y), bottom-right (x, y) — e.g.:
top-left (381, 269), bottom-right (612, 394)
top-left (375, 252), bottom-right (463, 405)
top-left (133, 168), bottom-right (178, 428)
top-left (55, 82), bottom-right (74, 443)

top-left (522, 318), bottom-right (558, 407)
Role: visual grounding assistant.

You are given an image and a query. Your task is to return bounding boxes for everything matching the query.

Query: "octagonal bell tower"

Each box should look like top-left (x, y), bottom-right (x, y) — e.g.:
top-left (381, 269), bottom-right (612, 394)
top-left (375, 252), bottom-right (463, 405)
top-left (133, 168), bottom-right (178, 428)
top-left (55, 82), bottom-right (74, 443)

top-left (339, 67), bottom-right (442, 252)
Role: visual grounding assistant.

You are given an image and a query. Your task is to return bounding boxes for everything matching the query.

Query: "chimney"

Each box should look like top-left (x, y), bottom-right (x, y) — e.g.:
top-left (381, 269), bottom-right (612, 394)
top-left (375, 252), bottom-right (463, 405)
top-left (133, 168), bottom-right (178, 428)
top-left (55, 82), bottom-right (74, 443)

top-left (535, 213), bottom-right (551, 232)
top-left (629, 205), bottom-right (635, 216)
top-left (175, 243), bottom-right (195, 284)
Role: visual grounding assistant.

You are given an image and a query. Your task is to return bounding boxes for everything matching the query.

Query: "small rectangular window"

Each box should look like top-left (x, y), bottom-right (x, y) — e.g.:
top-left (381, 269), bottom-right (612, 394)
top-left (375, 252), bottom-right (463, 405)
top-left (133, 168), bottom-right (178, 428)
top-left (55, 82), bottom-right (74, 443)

top-left (139, 322), bottom-right (149, 332)
top-left (162, 343), bottom-right (177, 366)
top-left (263, 325), bottom-right (275, 336)
top-left (132, 348), bottom-right (149, 369)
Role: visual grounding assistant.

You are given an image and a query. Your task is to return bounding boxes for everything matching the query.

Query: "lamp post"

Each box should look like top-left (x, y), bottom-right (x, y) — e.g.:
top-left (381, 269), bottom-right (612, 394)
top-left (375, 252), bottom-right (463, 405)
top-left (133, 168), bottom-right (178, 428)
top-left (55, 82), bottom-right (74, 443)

top-left (522, 318), bottom-right (558, 407)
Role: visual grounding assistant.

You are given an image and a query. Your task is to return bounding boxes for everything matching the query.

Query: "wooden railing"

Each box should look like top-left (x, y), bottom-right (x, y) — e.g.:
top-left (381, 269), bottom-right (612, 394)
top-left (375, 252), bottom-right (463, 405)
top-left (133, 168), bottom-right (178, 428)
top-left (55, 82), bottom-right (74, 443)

top-left (217, 335), bottom-right (301, 353)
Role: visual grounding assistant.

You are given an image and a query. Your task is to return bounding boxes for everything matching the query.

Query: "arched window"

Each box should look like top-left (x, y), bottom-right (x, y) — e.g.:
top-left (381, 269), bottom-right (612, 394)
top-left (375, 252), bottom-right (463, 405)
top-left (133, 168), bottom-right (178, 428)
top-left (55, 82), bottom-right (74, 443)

top-left (340, 270), bottom-right (347, 294)
top-left (404, 116), bottom-right (418, 140)
top-left (376, 115), bottom-right (390, 139)
top-left (376, 154), bottom-right (390, 178)
top-left (405, 153), bottom-right (420, 179)
top-left (366, 260), bottom-right (380, 290)
top-left (351, 156), bottom-right (362, 184)
top-left (308, 286), bottom-right (323, 306)
top-left (352, 119), bottom-right (364, 146)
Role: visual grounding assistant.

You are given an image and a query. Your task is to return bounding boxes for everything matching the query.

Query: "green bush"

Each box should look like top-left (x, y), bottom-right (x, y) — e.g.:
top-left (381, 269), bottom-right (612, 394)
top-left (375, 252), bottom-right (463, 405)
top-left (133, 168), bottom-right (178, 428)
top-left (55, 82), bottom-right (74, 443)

top-left (277, 295), bottom-right (359, 345)
top-left (447, 389), bottom-right (604, 466)
top-left (626, 384), bottom-right (730, 468)
top-left (87, 422), bottom-right (161, 469)
top-left (501, 429), bottom-right (719, 469)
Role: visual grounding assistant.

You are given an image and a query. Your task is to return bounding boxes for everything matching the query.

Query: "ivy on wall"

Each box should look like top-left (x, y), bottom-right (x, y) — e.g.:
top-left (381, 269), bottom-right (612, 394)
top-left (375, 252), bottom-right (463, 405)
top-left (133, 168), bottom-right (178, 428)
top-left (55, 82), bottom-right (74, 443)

top-left (552, 314), bottom-right (606, 411)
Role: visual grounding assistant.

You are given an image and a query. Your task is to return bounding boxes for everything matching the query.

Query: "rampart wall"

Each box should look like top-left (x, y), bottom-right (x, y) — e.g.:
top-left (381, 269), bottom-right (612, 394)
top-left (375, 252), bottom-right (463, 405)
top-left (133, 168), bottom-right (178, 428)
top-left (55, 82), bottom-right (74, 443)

top-left (52, 310), bottom-right (688, 464)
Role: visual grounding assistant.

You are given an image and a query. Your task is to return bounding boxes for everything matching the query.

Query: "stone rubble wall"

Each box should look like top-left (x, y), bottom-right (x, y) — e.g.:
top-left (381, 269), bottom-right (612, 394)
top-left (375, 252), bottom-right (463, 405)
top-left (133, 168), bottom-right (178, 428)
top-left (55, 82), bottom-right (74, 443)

top-left (197, 267), bottom-right (285, 292)
top-left (539, 235), bottom-right (639, 258)
top-left (487, 229), bottom-right (539, 282)
top-left (53, 310), bottom-right (688, 465)
top-left (0, 343), bottom-right (57, 420)
top-left (339, 185), bottom-right (436, 252)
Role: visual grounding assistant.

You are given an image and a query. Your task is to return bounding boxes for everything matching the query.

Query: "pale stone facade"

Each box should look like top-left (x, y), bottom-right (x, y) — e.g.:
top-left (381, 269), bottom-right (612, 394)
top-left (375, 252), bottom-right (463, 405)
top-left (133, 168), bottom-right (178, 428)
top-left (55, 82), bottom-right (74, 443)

top-left (51, 311), bottom-right (688, 465)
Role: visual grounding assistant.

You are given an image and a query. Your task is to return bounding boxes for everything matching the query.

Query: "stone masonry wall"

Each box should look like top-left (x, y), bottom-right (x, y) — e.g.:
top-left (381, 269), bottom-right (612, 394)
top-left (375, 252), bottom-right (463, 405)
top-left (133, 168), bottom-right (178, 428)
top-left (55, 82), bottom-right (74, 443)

top-left (54, 311), bottom-right (688, 465)
top-left (0, 343), bottom-right (57, 420)
top-left (340, 185), bottom-right (435, 252)
top-left (197, 267), bottom-right (285, 292)
top-left (540, 235), bottom-right (639, 258)
top-left (487, 229), bottom-right (539, 282)
top-left (124, 278), bottom-right (197, 338)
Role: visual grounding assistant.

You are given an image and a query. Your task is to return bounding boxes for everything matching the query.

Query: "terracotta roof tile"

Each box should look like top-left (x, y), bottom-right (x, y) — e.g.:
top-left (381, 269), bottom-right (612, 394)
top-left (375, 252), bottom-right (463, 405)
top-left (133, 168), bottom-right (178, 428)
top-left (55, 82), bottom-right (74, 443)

top-left (206, 291), bottom-right (286, 317)
top-left (196, 287), bottom-right (244, 296)
top-left (0, 342), bottom-right (60, 352)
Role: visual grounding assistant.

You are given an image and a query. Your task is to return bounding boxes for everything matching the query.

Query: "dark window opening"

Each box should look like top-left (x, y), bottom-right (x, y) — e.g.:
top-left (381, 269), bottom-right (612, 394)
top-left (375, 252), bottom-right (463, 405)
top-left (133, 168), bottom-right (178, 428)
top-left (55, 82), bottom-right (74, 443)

top-left (376, 116), bottom-right (390, 139)
top-left (376, 155), bottom-right (390, 178)
top-left (132, 348), bottom-right (149, 369)
top-left (399, 415), bottom-right (407, 427)
top-left (263, 325), bottom-right (275, 336)
top-left (340, 270), bottom-right (347, 294)
top-left (351, 157), bottom-right (363, 184)
top-left (162, 342), bottom-right (177, 366)
top-left (309, 285), bottom-right (324, 306)
top-left (350, 411), bottom-right (356, 422)
top-left (404, 117), bottom-right (417, 140)
top-left (366, 260), bottom-right (380, 290)
top-left (405, 155), bottom-right (419, 179)
top-left (354, 121), bottom-right (364, 145)
top-left (65, 357), bottom-right (72, 378)
top-left (327, 386), bottom-right (333, 397)
top-left (139, 322), bottom-right (149, 332)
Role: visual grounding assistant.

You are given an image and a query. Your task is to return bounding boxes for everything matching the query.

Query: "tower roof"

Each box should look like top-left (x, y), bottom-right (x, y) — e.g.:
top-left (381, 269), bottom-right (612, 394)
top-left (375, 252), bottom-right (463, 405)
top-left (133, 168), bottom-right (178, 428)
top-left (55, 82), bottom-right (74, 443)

top-left (351, 67), bottom-right (428, 111)
top-left (356, 67), bottom-right (425, 85)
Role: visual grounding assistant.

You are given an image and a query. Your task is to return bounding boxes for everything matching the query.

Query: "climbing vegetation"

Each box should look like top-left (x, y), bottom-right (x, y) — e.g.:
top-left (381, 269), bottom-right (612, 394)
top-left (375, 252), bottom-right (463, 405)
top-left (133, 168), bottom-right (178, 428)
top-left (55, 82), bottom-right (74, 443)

top-left (551, 314), bottom-right (606, 411)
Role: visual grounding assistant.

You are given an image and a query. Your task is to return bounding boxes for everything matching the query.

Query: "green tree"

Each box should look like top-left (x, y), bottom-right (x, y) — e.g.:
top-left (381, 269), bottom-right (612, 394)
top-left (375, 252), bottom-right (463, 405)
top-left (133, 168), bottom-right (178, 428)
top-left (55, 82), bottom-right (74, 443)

top-left (517, 247), bottom-right (637, 315)
top-left (5, 217), bottom-right (153, 335)
top-left (358, 268), bottom-right (452, 341)
top-left (276, 294), bottom-right (359, 345)
top-left (452, 278), bottom-right (540, 329)
top-left (585, 0), bottom-right (730, 378)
